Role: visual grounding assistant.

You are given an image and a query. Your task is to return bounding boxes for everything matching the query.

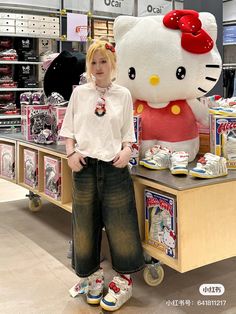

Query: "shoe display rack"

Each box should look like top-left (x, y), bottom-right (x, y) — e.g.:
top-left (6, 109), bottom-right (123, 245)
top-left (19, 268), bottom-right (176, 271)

top-left (132, 163), bottom-right (236, 284)
top-left (1, 132), bottom-right (236, 285)
top-left (0, 8), bottom-right (60, 129)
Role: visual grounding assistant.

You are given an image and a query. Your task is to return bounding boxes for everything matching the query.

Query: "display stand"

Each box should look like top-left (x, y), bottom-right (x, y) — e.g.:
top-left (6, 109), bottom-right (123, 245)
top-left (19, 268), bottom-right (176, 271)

top-left (1, 133), bottom-right (236, 285)
top-left (132, 166), bottom-right (236, 275)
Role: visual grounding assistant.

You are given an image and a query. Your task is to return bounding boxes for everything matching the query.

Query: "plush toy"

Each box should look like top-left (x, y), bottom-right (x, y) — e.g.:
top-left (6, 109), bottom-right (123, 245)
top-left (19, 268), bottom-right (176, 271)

top-left (113, 10), bottom-right (222, 161)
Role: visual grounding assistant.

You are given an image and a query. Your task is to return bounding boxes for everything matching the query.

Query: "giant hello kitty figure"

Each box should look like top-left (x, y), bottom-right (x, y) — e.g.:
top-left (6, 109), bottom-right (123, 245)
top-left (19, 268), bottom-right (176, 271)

top-left (113, 10), bottom-right (222, 161)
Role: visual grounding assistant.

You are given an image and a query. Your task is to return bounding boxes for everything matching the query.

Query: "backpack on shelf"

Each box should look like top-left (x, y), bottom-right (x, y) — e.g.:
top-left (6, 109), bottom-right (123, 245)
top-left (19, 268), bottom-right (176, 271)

top-left (43, 50), bottom-right (86, 101)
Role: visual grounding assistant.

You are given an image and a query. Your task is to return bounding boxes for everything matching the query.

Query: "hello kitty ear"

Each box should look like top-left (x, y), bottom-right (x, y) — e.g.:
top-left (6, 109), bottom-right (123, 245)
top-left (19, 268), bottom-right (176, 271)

top-left (113, 16), bottom-right (139, 43)
top-left (199, 12), bottom-right (218, 43)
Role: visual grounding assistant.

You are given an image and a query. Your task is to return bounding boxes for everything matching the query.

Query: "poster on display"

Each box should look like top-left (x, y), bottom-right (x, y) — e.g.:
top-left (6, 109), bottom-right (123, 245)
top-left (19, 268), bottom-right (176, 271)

top-left (137, 0), bottom-right (172, 16)
top-left (67, 13), bottom-right (88, 42)
top-left (93, 0), bottom-right (134, 15)
top-left (64, 0), bottom-right (90, 12)
top-left (0, 0), bottom-right (60, 9)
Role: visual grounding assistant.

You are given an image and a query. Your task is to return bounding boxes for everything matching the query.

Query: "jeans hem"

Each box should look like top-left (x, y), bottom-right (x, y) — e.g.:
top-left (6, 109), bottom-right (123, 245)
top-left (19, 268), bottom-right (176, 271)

top-left (112, 263), bottom-right (145, 275)
top-left (74, 265), bottom-right (101, 278)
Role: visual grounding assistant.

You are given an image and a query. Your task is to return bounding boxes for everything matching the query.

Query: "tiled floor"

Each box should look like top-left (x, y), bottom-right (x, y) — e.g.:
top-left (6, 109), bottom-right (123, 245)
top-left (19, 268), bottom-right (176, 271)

top-left (0, 178), bottom-right (236, 314)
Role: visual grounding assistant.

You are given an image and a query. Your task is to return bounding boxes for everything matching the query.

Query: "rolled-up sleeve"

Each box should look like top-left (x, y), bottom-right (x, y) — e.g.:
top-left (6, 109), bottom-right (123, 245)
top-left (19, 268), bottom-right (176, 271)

top-left (59, 90), bottom-right (76, 139)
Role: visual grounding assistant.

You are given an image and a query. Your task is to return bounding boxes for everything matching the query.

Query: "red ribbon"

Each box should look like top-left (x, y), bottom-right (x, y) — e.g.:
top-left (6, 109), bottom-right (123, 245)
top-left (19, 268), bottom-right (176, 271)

top-left (163, 10), bottom-right (214, 54)
top-left (109, 281), bottom-right (120, 293)
top-left (170, 230), bottom-right (176, 240)
top-left (105, 43), bottom-right (115, 53)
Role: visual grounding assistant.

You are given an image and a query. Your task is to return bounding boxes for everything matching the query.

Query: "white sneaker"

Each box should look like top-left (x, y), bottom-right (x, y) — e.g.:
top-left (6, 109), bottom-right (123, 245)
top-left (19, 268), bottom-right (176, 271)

top-left (189, 153), bottom-right (228, 178)
top-left (139, 145), bottom-right (161, 166)
top-left (100, 275), bottom-right (132, 311)
top-left (86, 269), bottom-right (104, 305)
top-left (170, 151), bottom-right (189, 175)
top-left (69, 277), bottom-right (88, 298)
top-left (140, 147), bottom-right (170, 170)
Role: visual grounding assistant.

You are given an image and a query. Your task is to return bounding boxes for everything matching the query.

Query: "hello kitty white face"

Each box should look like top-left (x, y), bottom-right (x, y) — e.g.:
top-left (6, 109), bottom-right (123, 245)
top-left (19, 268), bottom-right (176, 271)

top-left (114, 11), bottom-right (222, 104)
top-left (163, 227), bottom-right (176, 249)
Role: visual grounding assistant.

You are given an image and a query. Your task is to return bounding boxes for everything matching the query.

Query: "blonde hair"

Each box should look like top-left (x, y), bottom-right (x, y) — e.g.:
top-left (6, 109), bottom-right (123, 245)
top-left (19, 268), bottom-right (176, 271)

top-left (86, 40), bottom-right (116, 81)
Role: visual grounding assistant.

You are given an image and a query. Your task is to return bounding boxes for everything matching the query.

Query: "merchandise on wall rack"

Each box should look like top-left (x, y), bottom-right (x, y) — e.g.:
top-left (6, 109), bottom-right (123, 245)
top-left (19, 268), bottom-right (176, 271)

top-left (92, 18), bottom-right (114, 43)
top-left (0, 12), bottom-right (60, 38)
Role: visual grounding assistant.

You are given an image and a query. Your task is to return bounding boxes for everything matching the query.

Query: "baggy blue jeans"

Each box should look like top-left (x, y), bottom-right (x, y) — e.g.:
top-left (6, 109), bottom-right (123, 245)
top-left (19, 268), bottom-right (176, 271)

top-left (71, 157), bottom-right (145, 277)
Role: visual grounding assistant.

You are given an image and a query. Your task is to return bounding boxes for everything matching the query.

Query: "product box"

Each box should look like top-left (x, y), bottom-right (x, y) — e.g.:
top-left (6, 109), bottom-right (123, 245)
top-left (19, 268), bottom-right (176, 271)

top-left (133, 114), bottom-right (142, 144)
top-left (50, 106), bottom-right (67, 145)
top-left (0, 143), bottom-right (15, 179)
top-left (145, 189), bottom-right (177, 258)
top-left (210, 114), bottom-right (236, 169)
top-left (21, 104), bottom-right (51, 141)
top-left (44, 156), bottom-right (61, 200)
top-left (129, 115), bottom-right (142, 166)
top-left (23, 149), bottom-right (38, 188)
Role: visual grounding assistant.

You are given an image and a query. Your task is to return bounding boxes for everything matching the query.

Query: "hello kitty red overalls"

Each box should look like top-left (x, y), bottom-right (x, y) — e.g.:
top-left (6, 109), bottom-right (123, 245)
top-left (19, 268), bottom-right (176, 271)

top-left (134, 99), bottom-right (198, 142)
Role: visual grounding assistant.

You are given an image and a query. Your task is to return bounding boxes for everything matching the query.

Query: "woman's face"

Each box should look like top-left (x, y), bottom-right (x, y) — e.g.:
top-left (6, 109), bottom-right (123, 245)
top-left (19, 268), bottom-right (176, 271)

top-left (90, 50), bottom-right (112, 84)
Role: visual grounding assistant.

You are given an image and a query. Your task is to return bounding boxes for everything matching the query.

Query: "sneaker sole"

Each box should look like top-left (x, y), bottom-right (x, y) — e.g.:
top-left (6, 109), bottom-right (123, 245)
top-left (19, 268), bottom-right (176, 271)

top-left (141, 163), bottom-right (168, 170)
top-left (170, 168), bottom-right (188, 175)
top-left (189, 170), bottom-right (228, 179)
top-left (87, 296), bottom-right (102, 305)
top-left (100, 295), bottom-right (132, 311)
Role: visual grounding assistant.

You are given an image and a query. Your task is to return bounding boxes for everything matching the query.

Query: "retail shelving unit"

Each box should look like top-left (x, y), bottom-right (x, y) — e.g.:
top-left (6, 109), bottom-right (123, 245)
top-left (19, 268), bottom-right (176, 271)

top-left (132, 164), bottom-right (236, 276)
top-left (0, 133), bottom-right (72, 212)
top-left (1, 133), bottom-right (236, 282)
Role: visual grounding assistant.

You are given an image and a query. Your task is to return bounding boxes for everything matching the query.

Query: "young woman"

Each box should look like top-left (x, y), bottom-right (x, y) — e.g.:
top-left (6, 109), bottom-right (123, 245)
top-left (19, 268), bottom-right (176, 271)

top-left (60, 40), bottom-right (144, 312)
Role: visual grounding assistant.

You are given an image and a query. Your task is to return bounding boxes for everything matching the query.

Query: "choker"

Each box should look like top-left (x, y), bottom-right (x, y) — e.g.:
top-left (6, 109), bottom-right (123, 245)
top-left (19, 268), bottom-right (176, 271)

top-left (94, 83), bottom-right (112, 117)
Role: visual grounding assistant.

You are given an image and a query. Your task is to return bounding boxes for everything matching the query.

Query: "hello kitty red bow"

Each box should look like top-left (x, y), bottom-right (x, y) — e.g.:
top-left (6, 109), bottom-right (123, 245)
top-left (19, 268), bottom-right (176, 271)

top-left (163, 10), bottom-right (214, 54)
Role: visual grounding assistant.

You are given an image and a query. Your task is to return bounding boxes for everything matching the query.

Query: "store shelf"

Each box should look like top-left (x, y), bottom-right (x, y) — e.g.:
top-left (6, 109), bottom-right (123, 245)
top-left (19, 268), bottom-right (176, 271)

top-left (0, 32), bottom-right (60, 39)
top-left (0, 114), bottom-right (21, 119)
top-left (0, 61), bottom-right (43, 65)
top-left (223, 43), bottom-right (236, 46)
top-left (0, 87), bottom-right (43, 91)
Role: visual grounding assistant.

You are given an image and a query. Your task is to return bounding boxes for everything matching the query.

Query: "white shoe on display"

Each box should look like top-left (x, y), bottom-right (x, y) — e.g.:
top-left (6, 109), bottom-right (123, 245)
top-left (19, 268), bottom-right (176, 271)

top-left (140, 146), bottom-right (170, 170)
top-left (169, 151), bottom-right (189, 175)
top-left (139, 145), bottom-right (161, 166)
top-left (189, 153), bottom-right (228, 179)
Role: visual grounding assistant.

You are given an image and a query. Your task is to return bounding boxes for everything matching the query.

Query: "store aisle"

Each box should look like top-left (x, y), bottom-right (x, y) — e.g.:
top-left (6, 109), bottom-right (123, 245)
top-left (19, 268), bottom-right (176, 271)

top-left (0, 178), bottom-right (27, 202)
top-left (0, 179), bottom-right (236, 314)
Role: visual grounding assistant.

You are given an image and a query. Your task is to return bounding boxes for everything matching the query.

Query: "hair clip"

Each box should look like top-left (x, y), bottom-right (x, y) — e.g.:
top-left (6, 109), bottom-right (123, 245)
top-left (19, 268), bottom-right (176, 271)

top-left (105, 43), bottom-right (115, 53)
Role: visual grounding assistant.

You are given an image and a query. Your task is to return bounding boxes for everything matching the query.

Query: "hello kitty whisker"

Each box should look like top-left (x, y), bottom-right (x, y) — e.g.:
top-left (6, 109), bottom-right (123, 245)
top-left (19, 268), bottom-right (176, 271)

top-left (205, 76), bottom-right (217, 82)
top-left (198, 87), bottom-right (207, 93)
top-left (205, 64), bottom-right (221, 68)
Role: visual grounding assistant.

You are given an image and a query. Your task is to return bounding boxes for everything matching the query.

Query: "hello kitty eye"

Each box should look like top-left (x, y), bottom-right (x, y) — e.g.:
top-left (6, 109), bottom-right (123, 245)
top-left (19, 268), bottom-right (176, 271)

top-left (128, 67), bottom-right (136, 80)
top-left (176, 67), bottom-right (186, 80)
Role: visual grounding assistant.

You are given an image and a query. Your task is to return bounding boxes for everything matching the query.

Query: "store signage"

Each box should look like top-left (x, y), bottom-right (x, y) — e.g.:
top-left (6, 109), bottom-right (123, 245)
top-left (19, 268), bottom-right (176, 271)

top-left (64, 0), bottom-right (90, 12)
top-left (138, 0), bottom-right (172, 16)
top-left (67, 13), bottom-right (88, 42)
top-left (93, 0), bottom-right (134, 15)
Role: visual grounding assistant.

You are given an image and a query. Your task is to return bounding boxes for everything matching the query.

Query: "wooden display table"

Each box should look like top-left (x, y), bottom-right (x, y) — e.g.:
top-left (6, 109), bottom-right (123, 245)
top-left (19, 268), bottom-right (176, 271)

top-left (0, 133), bottom-right (71, 212)
top-left (1, 133), bottom-right (236, 277)
top-left (132, 166), bottom-right (236, 273)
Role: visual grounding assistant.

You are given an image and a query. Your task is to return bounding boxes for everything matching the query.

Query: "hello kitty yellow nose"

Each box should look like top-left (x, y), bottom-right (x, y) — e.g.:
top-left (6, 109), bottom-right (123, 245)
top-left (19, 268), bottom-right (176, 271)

top-left (149, 75), bottom-right (160, 86)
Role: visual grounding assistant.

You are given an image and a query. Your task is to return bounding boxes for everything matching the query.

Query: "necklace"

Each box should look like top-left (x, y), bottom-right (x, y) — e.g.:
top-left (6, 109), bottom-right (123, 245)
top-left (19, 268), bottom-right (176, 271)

top-left (94, 83), bottom-right (112, 117)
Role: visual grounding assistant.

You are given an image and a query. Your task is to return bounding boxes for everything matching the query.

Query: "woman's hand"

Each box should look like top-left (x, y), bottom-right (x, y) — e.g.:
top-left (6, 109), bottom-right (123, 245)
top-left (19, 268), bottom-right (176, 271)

top-left (112, 146), bottom-right (132, 168)
top-left (67, 152), bottom-right (86, 172)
